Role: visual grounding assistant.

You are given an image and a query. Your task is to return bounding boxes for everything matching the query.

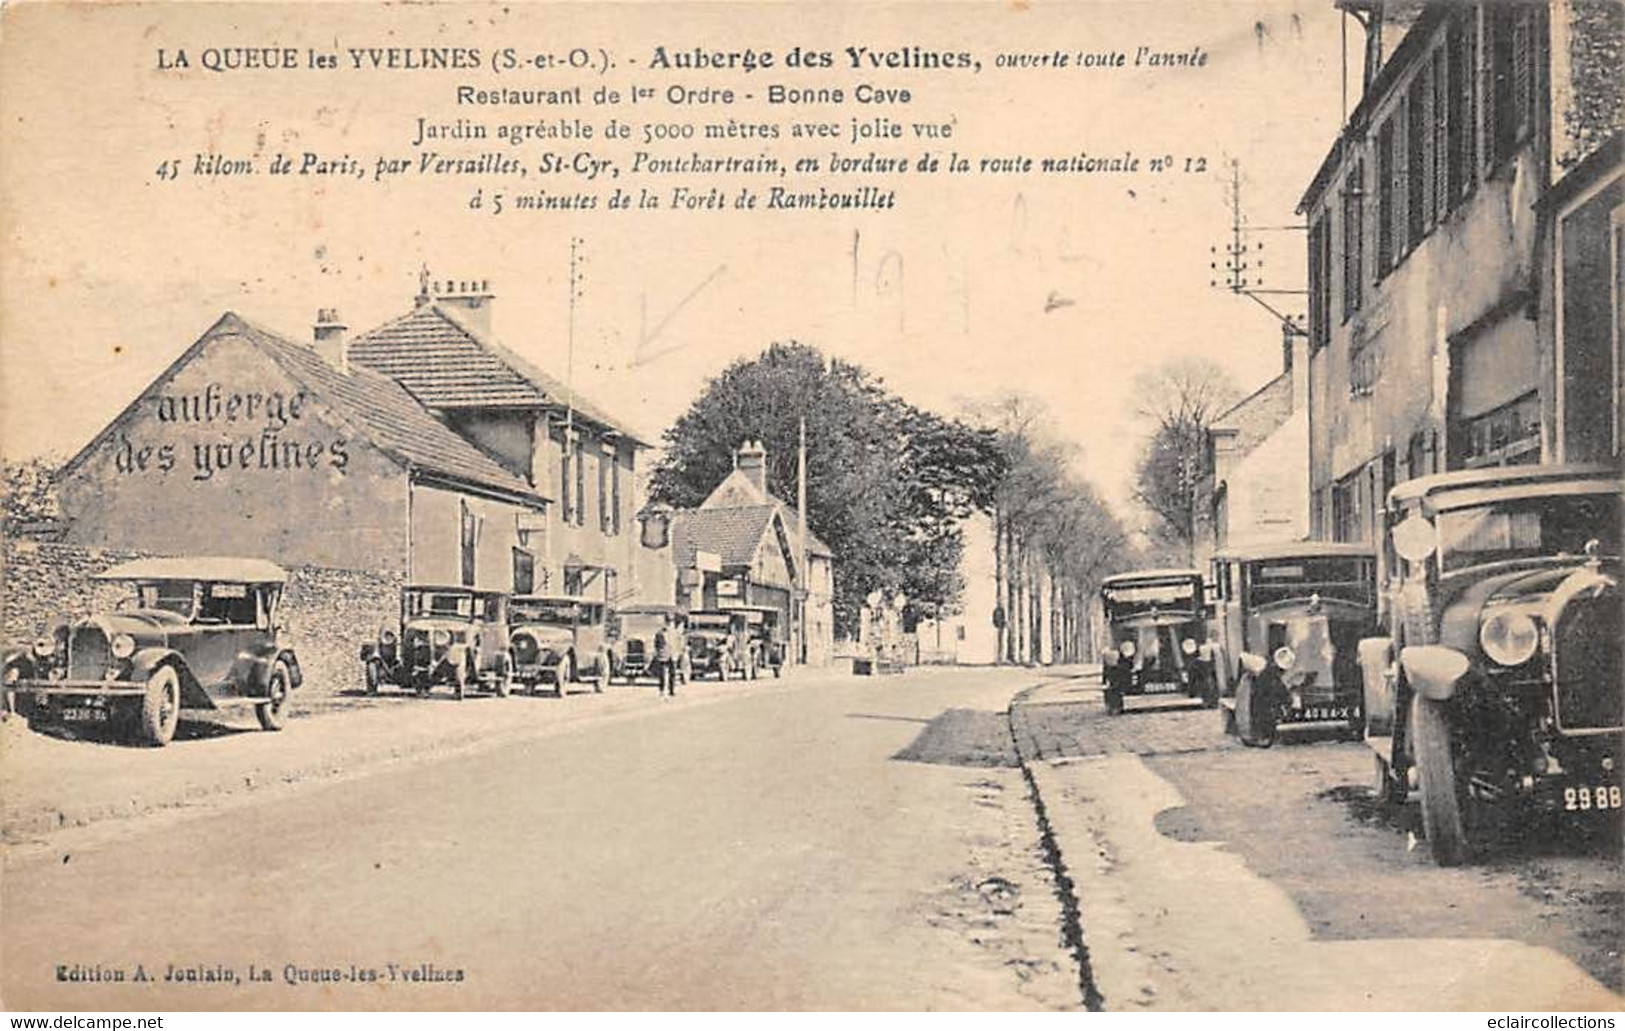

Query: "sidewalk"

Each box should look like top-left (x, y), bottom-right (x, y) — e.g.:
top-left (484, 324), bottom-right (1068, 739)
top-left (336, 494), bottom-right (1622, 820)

top-left (1, 665), bottom-right (850, 846)
top-left (1009, 675), bottom-right (1623, 1011)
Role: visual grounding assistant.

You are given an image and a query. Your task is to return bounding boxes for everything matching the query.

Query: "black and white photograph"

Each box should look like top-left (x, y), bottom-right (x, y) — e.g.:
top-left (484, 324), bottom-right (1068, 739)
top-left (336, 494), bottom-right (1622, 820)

top-left (0, 0), bottom-right (1620, 1016)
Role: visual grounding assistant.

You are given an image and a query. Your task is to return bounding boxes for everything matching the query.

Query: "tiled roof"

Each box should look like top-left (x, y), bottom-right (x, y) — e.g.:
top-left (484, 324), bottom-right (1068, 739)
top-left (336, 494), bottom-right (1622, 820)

top-left (670, 507), bottom-right (778, 570)
top-left (227, 314), bottom-right (545, 504)
top-left (349, 304), bottom-right (646, 444)
top-left (701, 468), bottom-right (834, 557)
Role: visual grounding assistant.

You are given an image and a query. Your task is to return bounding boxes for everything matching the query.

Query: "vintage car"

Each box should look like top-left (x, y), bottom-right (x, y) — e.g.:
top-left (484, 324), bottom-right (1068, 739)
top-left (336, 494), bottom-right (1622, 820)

top-left (1359, 463), bottom-right (1623, 866)
top-left (360, 585), bottom-right (513, 700)
top-left (507, 594), bottom-right (611, 697)
top-left (1209, 543), bottom-right (1377, 746)
top-left (731, 604), bottom-right (787, 678)
top-left (608, 604), bottom-right (689, 685)
top-left (1099, 569), bottom-right (1213, 715)
top-left (686, 610), bottom-right (753, 680)
top-left (2, 557), bottom-right (301, 747)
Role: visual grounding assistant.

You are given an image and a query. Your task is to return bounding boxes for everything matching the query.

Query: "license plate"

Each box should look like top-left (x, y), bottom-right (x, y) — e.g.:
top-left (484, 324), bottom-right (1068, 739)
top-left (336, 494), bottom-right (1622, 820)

top-left (1141, 682), bottom-right (1180, 694)
top-left (61, 707), bottom-right (108, 722)
top-left (1289, 705), bottom-right (1356, 721)
top-left (1563, 783), bottom-right (1623, 812)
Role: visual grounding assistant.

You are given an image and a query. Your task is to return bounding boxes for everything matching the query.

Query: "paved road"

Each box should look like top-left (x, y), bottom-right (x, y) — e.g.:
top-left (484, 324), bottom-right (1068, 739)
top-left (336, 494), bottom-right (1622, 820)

top-left (3, 667), bottom-right (1079, 1011)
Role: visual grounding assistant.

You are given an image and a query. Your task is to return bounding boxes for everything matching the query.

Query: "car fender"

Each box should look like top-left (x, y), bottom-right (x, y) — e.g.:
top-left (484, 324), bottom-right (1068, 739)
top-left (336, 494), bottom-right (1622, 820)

top-left (130, 648), bottom-right (212, 708)
top-left (445, 643), bottom-right (471, 672)
top-left (1238, 652), bottom-right (1268, 677)
top-left (1400, 645), bottom-right (1470, 703)
top-left (277, 649), bottom-right (303, 689)
top-left (359, 642), bottom-right (379, 662)
top-left (3, 652), bottom-right (38, 681)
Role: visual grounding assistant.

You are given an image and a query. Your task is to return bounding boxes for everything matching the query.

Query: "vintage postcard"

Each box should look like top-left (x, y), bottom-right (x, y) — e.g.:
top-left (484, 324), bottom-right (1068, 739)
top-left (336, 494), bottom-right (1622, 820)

top-left (1, 0), bottom-right (1621, 1015)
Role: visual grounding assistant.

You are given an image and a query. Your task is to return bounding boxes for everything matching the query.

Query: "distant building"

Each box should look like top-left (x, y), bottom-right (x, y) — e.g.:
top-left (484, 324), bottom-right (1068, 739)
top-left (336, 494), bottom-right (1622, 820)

top-left (1298, 2), bottom-right (1623, 551)
top-left (1196, 333), bottom-right (1311, 572)
top-left (670, 440), bottom-right (835, 665)
top-left (58, 275), bottom-right (675, 605)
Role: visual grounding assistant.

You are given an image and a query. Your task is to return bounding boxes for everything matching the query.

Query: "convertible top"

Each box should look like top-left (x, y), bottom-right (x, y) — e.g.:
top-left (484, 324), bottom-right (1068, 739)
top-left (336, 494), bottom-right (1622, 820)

top-left (95, 556), bottom-right (287, 584)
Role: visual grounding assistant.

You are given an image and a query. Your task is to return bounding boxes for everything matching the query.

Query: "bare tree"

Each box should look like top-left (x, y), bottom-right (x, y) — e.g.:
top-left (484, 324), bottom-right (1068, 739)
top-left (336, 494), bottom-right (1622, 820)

top-left (1131, 358), bottom-right (1240, 565)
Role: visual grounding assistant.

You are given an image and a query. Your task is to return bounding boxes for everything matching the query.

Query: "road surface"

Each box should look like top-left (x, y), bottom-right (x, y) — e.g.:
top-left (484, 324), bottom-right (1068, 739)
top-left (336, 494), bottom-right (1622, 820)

top-left (3, 667), bottom-right (1077, 1011)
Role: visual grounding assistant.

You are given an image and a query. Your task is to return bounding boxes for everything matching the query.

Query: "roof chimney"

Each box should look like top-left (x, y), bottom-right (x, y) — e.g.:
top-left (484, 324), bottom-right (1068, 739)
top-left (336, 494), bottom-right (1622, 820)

top-left (736, 439), bottom-right (768, 497)
top-left (423, 276), bottom-right (495, 338)
top-left (313, 308), bottom-right (349, 373)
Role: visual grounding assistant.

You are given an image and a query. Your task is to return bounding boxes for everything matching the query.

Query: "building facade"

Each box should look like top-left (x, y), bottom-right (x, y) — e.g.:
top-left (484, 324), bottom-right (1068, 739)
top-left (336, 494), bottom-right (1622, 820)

top-left (1299, 2), bottom-right (1623, 553)
top-left (58, 277), bottom-right (675, 607)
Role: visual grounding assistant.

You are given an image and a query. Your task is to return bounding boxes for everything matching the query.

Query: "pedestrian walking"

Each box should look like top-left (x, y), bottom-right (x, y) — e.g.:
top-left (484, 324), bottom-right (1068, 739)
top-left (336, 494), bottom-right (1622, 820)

top-left (653, 615), bottom-right (677, 697)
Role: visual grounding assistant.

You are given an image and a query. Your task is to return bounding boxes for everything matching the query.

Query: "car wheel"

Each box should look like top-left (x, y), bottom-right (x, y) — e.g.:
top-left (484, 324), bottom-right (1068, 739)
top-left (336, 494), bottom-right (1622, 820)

top-left (137, 664), bottom-right (181, 747)
top-left (364, 658), bottom-right (382, 695)
top-left (256, 659), bottom-right (292, 731)
top-left (1103, 688), bottom-right (1124, 716)
top-left (493, 655), bottom-right (512, 698)
top-left (1411, 694), bottom-right (1472, 866)
top-left (1236, 673), bottom-right (1276, 748)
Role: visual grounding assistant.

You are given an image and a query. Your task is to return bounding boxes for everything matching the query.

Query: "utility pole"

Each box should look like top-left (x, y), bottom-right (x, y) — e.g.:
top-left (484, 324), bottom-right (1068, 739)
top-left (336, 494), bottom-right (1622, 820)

top-left (797, 416), bottom-right (809, 666)
top-left (1209, 159), bottom-right (1309, 339)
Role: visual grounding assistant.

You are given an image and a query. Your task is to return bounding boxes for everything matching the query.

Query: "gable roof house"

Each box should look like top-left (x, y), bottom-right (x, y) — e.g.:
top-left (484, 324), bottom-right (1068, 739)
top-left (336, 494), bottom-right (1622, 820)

top-left (345, 277), bottom-right (669, 604)
top-left (56, 274), bottom-right (674, 607)
top-left (670, 440), bottom-right (835, 666)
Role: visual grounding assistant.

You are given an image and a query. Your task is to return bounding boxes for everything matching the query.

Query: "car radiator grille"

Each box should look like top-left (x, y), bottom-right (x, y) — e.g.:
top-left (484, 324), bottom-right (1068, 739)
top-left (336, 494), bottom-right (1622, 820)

top-left (1553, 585), bottom-right (1624, 733)
top-left (68, 626), bottom-right (110, 680)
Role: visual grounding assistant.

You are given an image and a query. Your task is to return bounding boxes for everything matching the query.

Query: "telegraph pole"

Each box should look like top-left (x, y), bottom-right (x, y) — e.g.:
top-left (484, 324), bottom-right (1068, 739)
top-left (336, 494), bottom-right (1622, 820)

top-left (1209, 159), bottom-right (1309, 338)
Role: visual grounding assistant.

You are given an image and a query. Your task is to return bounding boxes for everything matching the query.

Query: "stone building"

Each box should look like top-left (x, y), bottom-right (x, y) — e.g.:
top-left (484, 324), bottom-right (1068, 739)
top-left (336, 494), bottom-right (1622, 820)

top-left (1298, 1), bottom-right (1622, 548)
top-left (55, 276), bottom-right (674, 609)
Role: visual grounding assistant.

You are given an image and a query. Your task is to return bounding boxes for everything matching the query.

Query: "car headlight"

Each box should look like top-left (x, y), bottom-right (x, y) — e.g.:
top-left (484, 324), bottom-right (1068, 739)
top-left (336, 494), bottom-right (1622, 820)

top-left (110, 634), bottom-right (136, 660)
top-left (1273, 646), bottom-right (1296, 671)
top-left (431, 629), bottom-right (451, 647)
top-left (31, 637), bottom-right (53, 659)
top-left (1181, 638), bottom-right (1198, 656)
top-left (380, 629), bottom-right (396, 646)
top-left (1480, 610), bottom-right (1538, 667)
top-left (1119, 640), bottom-right (1136, 658)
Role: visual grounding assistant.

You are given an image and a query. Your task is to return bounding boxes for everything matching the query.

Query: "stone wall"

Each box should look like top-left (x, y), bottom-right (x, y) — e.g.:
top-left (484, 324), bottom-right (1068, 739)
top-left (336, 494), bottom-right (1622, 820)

top-left (2, 537), bottom-right (400, 698)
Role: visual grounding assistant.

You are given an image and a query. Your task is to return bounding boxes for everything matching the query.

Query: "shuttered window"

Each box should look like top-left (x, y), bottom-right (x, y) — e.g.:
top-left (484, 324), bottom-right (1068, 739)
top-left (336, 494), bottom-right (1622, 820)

top-left (1343, 160), bottom-right (1364, 318)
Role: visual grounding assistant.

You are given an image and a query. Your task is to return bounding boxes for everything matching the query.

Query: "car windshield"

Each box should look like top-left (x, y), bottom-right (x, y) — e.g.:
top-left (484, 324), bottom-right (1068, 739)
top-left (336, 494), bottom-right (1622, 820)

top-left (1436, 492), bottom-right (1622, 573)
top-left (1103, 579), bottom-right (1201, 619)
top-left (405, 591), bottom-right (473, 619)
top-left (1244, 557), bottom-right (1374, 607)
top-left (136, 581), bottom-right (197, 617)
top-left (196, 582), bottom-right (260, 624)
top-left (511, 600), bottom-right (587, 625)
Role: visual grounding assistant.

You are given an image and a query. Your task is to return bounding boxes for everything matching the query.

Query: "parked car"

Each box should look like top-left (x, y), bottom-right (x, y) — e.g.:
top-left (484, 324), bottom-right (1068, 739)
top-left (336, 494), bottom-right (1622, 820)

top-left (1098, 569), bottom-right (1213, 715)
top-left (732, 605), bottom-right (788, 678)
top-left (609, 604), bottom-right (689, 685)
top-left (686, 610), bottom-right (752, 680)
top-left (1208, 543), bottom-right (1377, 746)
top-left (1359, 463), bottom-right (1622, 866)
top-left (507, 595), bottom-right (610, 697)
top-left (360, 585), bottom-right (513, 700)
top-left (2, 557), bottom-right (301, 746)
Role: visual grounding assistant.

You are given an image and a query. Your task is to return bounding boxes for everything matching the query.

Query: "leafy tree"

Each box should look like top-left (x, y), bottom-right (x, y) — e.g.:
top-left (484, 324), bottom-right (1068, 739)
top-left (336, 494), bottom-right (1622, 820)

top-left (1131, 358), bottom-right (1240, 564)
top-left (650, 343), bottom-right (1004, 636)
